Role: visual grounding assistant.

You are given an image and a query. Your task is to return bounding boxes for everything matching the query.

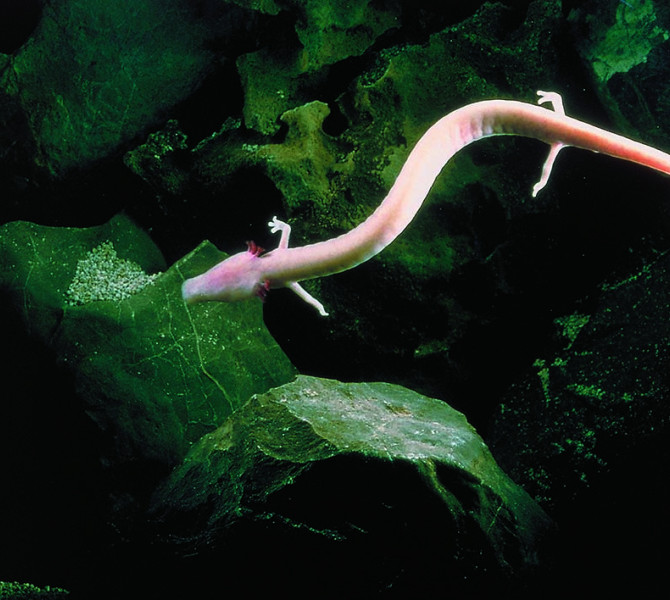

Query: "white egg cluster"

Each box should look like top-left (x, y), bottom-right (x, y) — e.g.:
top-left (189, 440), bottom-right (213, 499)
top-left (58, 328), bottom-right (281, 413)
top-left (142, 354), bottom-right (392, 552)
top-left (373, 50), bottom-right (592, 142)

top-left (66, 240), bottom-right (158, 305)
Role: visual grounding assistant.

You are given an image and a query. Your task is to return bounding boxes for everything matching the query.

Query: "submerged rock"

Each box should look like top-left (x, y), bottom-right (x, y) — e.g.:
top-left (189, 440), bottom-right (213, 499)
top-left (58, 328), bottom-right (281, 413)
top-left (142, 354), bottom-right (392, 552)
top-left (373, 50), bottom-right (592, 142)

top-left (0, 214), bottom-right (296, 479)
top-left (150, 375), bottom-right (553, 596)
top-left (237, 0), bottom-right (401, 135)
top-left (0, 0), bottom-right (220, 181)
top-left (568, 0), bottom-right (670, 146)
top-left (489, 249), bottom-right (670, 595)
top-left (490, 248), bottom-right (670, 508)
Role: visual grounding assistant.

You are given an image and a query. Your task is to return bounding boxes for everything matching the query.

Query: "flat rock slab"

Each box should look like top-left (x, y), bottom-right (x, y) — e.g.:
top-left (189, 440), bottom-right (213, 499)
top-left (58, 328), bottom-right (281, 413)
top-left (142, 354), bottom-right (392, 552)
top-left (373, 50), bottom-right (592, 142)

top-left (0, 214), bottom-right (296, 479)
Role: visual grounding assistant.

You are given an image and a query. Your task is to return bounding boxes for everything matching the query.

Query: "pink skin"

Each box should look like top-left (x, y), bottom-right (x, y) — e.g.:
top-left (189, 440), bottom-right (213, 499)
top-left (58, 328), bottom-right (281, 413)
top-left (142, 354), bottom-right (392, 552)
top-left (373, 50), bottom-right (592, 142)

top-left (181, 241), bottom-right (270, 303)
top-left (182, 91), bottom-right (670, 316)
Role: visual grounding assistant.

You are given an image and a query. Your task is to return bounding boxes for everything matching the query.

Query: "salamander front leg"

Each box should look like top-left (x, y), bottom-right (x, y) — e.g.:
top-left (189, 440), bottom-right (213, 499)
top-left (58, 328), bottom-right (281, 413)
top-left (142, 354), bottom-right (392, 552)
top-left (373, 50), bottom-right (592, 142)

top-left (268, 216), bottom-right (329, 316)
top-left (288, 282), bottom-right (329, 316)
top-left (268, 216), bottom-right (291, 249)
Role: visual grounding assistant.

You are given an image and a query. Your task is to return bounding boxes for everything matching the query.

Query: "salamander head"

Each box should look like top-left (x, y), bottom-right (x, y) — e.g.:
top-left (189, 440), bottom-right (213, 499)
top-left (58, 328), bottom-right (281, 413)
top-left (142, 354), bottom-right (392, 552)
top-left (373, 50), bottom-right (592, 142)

top-left (182, 242), bottom-right (269, 304)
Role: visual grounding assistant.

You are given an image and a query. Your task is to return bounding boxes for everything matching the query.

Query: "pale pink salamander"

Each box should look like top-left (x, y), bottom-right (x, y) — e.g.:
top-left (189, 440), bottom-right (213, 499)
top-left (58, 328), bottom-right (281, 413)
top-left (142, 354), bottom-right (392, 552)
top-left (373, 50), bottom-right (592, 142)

top-left (182, 91), bottom-right (670, 316)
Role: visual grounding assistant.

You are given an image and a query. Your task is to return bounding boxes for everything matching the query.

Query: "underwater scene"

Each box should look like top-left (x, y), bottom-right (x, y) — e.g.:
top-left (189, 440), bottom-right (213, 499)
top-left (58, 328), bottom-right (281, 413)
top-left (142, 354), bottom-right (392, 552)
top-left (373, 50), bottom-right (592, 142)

top-left (1, 0), bottom-right (668, 597)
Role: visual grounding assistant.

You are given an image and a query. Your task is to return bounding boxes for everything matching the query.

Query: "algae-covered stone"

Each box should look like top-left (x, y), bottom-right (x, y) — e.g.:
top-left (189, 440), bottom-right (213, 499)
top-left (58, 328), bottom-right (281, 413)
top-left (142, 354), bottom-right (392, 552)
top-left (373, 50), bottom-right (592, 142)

top-left (487, 248), bottom-right (670, 595)
top-left (0, 214), bottom-right (296, 473)
top-left (568, 0), bottom-right (670, 145)
top-left (151, 375), bottom-right (552, 594)
top-left (257, 101), bottom-right (342, 214)
top-left (490, 248), bottom-right (670, 510)
top-left (0, 0), bottom-right (226, 180)
top-left (237, 0), bottom-right (401, 134)
top-left (292, 0), bottom-right (400, 72)
top-left (123, 119), bottom-right (190, 195)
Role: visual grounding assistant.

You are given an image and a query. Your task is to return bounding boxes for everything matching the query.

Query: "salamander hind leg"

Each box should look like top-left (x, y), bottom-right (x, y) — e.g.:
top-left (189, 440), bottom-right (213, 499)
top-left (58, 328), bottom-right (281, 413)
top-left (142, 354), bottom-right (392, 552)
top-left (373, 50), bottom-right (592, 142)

top-left (532, 90), bottom-right (567, 197)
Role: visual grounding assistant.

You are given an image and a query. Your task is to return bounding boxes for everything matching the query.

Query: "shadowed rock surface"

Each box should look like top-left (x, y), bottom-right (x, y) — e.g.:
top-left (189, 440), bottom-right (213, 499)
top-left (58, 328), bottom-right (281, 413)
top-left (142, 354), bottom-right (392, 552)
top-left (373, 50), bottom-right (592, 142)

top-left (150, 375), bottom-right (553, 597)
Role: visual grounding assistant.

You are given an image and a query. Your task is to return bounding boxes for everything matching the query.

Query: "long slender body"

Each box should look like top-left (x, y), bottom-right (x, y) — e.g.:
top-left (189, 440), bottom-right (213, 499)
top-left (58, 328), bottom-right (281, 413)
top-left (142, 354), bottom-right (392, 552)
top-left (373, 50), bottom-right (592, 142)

top-left (182, 92), bottom-right (670, 316)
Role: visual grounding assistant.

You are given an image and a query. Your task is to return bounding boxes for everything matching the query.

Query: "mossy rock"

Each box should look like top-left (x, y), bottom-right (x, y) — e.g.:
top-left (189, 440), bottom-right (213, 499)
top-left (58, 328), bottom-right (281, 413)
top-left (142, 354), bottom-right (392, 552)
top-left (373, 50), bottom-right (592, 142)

top-left (151, 375), bottom-right (553, 596)
top-left (0, 0), bottom-right (236, 180)
top-left (568, 0), bottom-right (670, 146)
top-left (237, 0), bottom-right (401, 135)
top-left (0, 214), bottom-right (296, 473)
top-left (490, 248), bottom-right (670, 511)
